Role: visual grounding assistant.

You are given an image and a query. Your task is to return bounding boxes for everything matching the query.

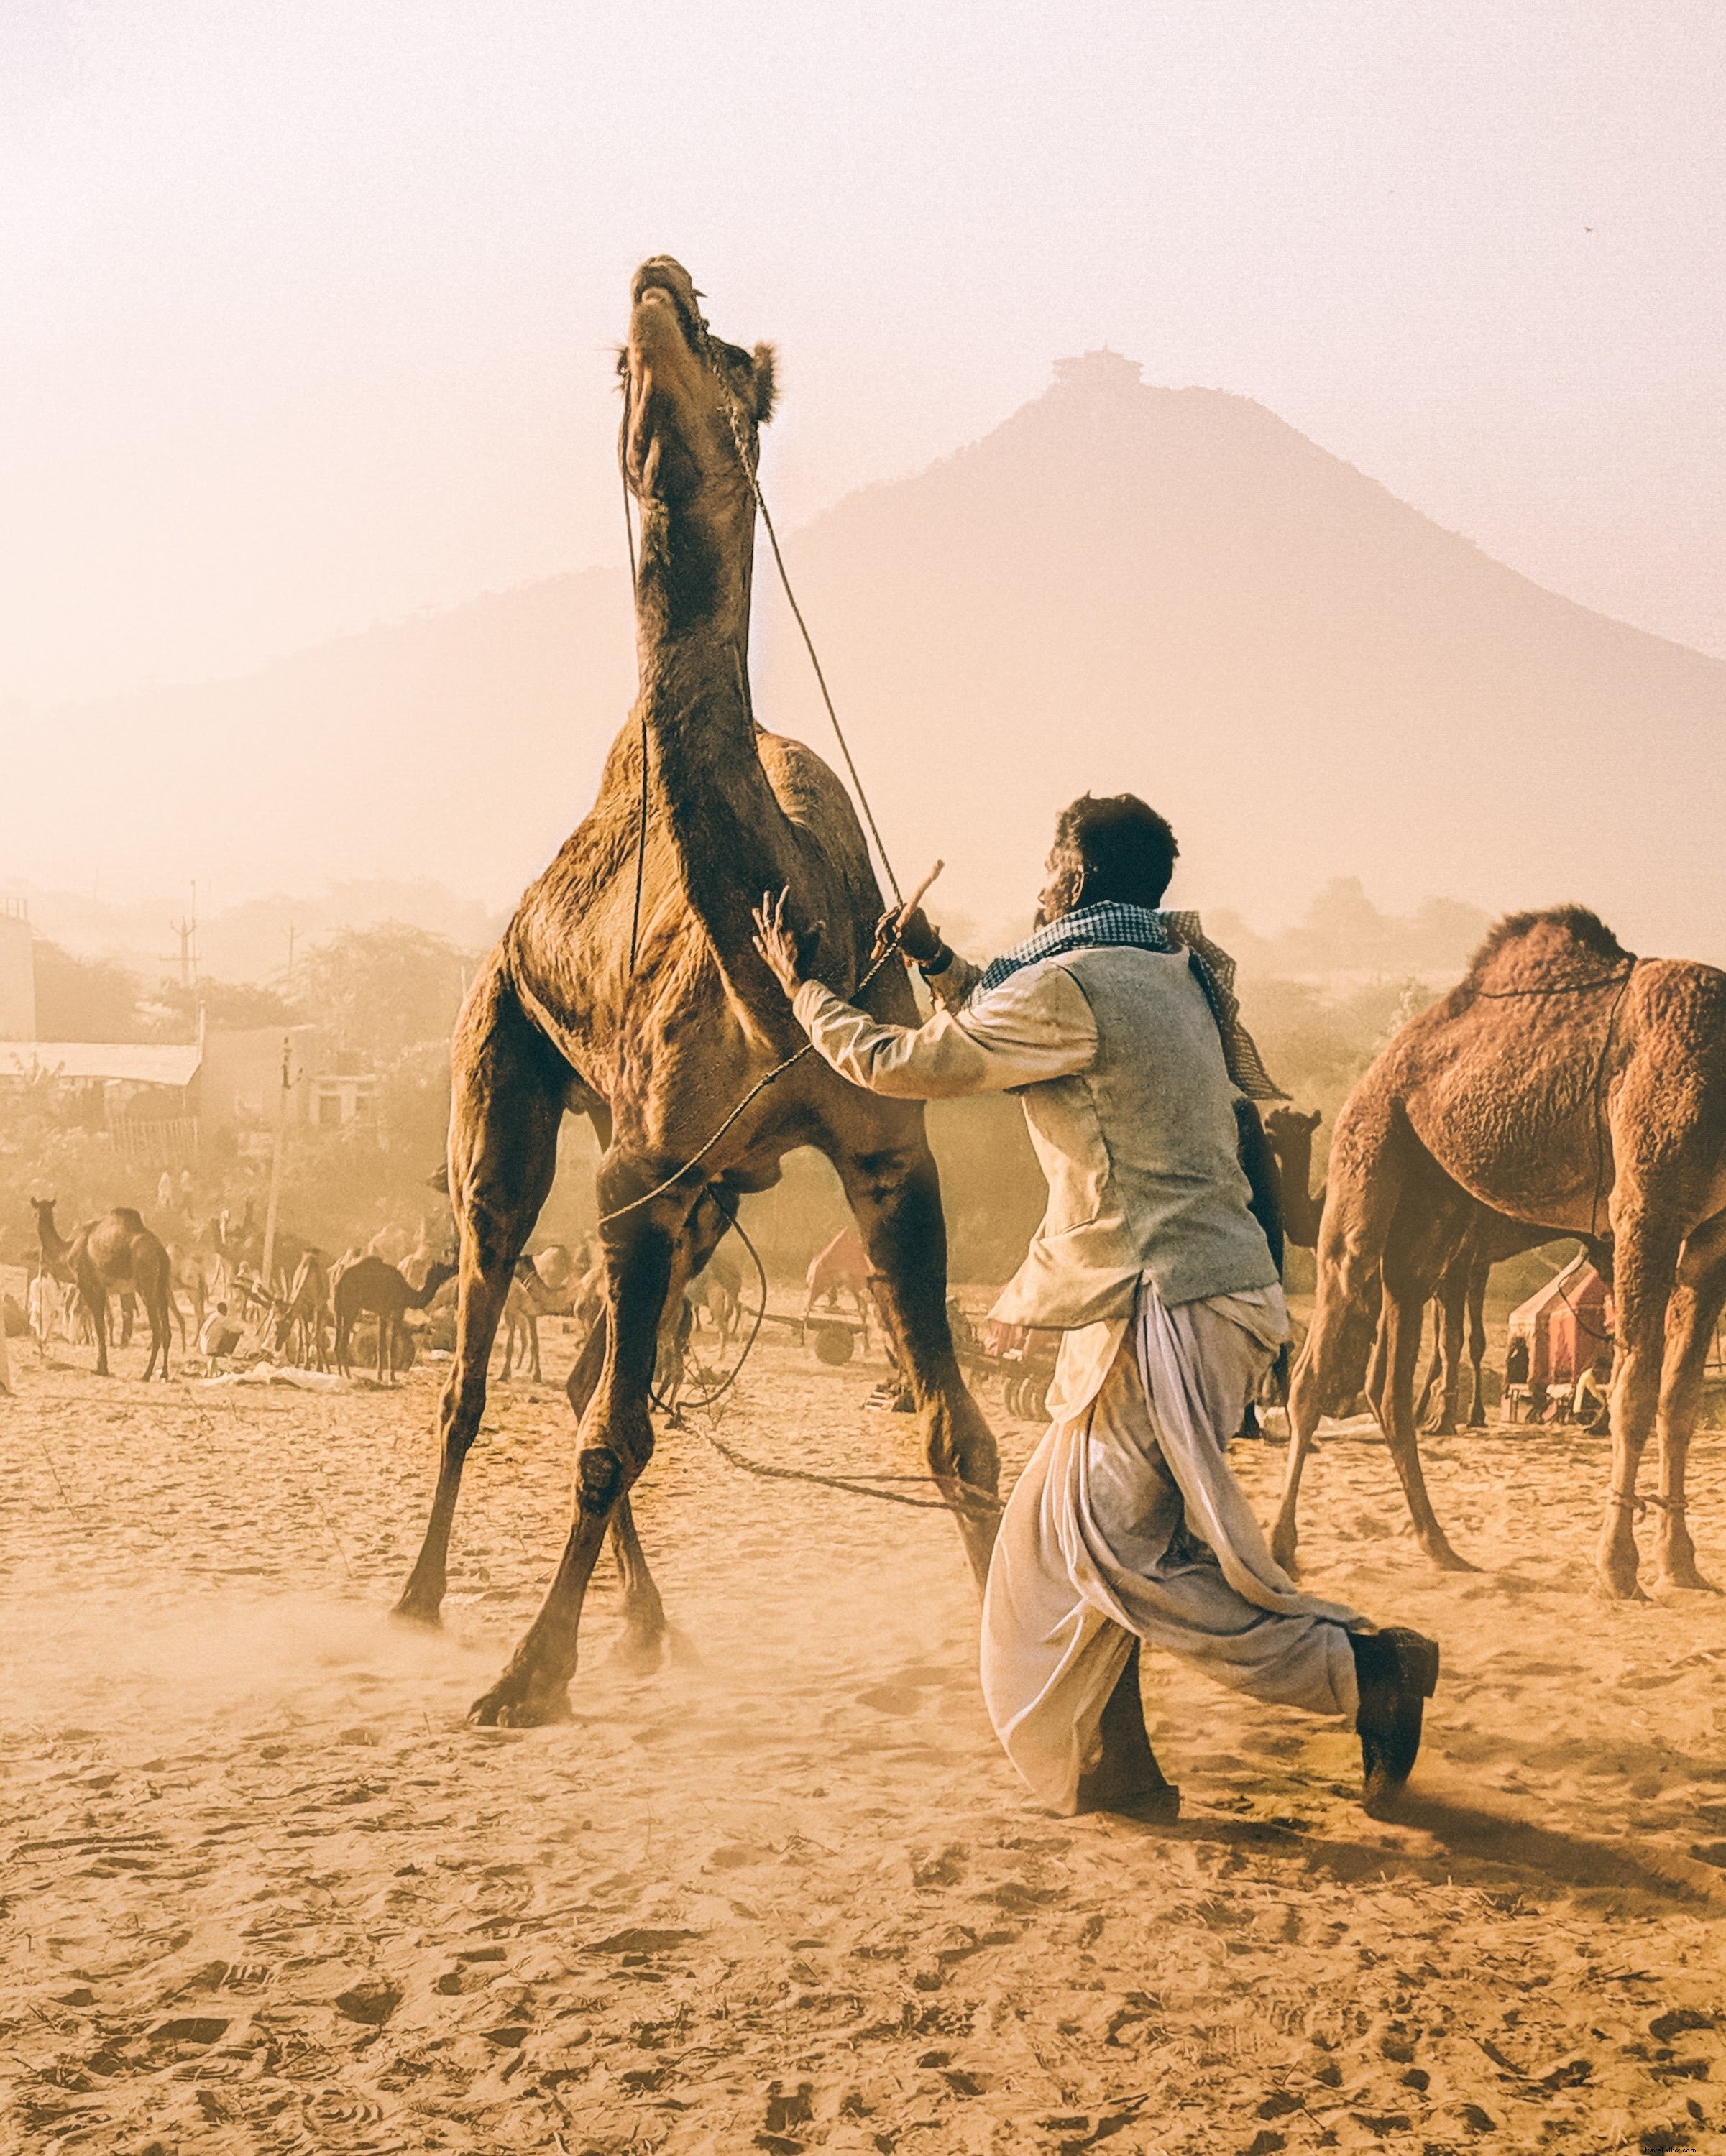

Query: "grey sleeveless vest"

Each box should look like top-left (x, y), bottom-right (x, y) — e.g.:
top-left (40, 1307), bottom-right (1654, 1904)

top-left (989, 946), bottom-right (1279, 1329)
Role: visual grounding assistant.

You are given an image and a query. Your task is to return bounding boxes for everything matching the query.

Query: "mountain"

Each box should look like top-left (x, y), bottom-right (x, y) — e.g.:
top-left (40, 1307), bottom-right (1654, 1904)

top-left (754, 351), bottom-right (1726, 963)
top-left (13, 353), bottom-right (1725, 964)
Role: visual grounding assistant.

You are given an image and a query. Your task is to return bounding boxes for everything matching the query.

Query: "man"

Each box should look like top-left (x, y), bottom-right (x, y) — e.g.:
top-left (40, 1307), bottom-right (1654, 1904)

top-left (753, 793), bottom-right (1438, 1820)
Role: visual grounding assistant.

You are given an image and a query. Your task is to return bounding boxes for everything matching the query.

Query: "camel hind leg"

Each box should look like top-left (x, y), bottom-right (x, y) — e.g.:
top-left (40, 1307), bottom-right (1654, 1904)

top-left (559, 1187), bottom-right (738, 1678)
top-left (1649, 1209), bottom-right (1726, 1594)
top-left (393, 960), bottom-right (568, 1626)
top-left (827, 1126), bottom-right (1000, 1587)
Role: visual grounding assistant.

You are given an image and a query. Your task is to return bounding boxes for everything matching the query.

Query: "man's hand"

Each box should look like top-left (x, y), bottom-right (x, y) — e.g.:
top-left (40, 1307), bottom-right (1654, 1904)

top-left (873, 903), bottom-right (943, 966)
top-left (752, 887), bottom-right (805, 998)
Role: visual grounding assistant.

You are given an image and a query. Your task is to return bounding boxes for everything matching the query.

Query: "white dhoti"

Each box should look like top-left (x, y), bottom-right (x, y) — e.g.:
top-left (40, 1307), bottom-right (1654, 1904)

top-left (981, 1281), bottom-right (1364, 1814)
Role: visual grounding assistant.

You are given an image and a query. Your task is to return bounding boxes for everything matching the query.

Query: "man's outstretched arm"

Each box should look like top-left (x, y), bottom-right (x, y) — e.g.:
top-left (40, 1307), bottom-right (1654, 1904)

top-left (753, 888), bottom-right (1096, 1100)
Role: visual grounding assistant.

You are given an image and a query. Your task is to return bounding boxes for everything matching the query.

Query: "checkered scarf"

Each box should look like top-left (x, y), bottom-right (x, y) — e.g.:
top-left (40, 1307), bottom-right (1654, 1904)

top-left (976, 901), bottom-right (1286, 1102)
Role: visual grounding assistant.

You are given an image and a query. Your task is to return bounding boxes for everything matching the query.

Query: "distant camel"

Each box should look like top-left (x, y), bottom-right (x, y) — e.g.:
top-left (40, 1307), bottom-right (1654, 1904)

top-left (334, 1256), bottom-right (457, 1381)
top-left (690, 1247), bottom-right (743, 1346)
top-left (804, 1229), bottom-right (873, 1343)
top-left (30, 1197), bottom-right (175, 1379)
top-left (274, 1248), bottom-right (334, 1370)
top-left (500, 1256), bottom-right (566, 1382)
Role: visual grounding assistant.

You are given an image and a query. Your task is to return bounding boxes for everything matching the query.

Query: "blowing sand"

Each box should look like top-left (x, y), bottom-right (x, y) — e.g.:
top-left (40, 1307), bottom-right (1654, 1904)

top-left (3, 1312), bottom-right (1725, 2156)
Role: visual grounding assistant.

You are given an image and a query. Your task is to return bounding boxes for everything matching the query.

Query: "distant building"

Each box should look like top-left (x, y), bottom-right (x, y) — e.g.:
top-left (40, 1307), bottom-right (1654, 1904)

top-left (0, 1018), bottom-right (380, 1167)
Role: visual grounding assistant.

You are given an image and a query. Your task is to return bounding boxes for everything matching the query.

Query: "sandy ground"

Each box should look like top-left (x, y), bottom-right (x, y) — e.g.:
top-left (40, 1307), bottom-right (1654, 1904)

top-left (3, 1302), bottom-right (1726, 2156)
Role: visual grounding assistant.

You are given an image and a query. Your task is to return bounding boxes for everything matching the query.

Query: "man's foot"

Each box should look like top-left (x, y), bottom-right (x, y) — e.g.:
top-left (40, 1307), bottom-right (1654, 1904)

top-left (1351, 1626), bottom-right (1440, 1816)
top-left (1074, 1767), bottom-right (1180, 1822)
top-left (1074, 1639), bottom-right (1179, 1820)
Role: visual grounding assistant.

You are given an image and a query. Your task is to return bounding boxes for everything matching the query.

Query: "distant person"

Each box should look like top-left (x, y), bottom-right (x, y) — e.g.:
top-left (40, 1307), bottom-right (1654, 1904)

top-left (755, 791), bottom-right (1439, 1820)
top-left (157, 1170), bottom-right (175, 1212)
top-left (1572, 1353), bottom-right (1612, 1434)
top-left (1505, 1334), bottom-right (1530, 1390)
top-left (28, 1268), bottom-right (64, 1348)
top-left (200, 1300), bottom-right (242, 1360)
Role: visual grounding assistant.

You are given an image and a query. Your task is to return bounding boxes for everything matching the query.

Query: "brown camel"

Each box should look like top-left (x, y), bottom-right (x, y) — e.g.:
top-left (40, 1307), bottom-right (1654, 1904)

top-left (1275, 907), bottom-right (1725, 1598)
top-left (334, 1256), bottom-right (456, 1381)
top-left (500, 1255), bottom-right (571, 1382)
top-left (391, 257), bottom-right (998, 1726)
top-left (274, 1248), bottom-right (334, 1370)
top-left (29, 1197), bottom-right (174, 1379)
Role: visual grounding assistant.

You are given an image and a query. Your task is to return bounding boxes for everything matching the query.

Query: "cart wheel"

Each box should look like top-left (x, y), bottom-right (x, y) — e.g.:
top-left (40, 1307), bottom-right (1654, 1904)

top-left (811, 1322), bottom-right (853, 1366)
top-left (1006, 1375), bottom-right (1027, 1418)
top-left (1026, 1380), bottom-right (1048, 1422)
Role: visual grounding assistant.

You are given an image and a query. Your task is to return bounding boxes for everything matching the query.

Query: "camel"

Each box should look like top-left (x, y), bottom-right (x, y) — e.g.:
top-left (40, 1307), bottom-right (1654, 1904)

top-left (1274, 907), bottom-right (1726, 1599)
top-left (500, 1256), bottom-right (565, 1382)
top-left (1264, 1103), bottom-right (1591, 1439)
top-left (391, 257), bottom-right (998, 1726)
top-left (804, 1227), bottom-right (873, 1340)
top-left (1262, 1106), bottom-right (1326, 1249)
top-left (274, 1248), bottom-right (334, 1370)
top-left (689, 1245), bottom-right (742, 1346)
top-left (29, 1198), bottom-right (174, 1379)
top-left (334, 1256), bottom-right (456, 1381)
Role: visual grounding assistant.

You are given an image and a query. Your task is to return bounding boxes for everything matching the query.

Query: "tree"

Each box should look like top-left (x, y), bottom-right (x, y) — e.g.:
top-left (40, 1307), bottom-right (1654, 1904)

top-left (292, 921), bottom-right (472, 1061)
top-left (30, 941), bottom-right (142, 1041)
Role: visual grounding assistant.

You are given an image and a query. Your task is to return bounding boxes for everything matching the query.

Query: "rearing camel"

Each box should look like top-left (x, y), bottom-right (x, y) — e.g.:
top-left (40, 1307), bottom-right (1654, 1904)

top-left (393, 259), bottom-right (999, 1724)
top-left (1275, 907), bottom-right (1726, 1599)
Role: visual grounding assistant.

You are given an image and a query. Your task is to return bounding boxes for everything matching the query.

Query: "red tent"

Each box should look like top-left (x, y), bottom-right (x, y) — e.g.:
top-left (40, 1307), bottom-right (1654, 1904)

top-left (1507, 1253), bottom-right (1613, 1391)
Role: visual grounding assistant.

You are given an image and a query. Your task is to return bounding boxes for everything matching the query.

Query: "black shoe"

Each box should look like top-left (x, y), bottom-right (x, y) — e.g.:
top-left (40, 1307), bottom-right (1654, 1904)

top-left (1350, 1626), bottom-right (1440, 1816)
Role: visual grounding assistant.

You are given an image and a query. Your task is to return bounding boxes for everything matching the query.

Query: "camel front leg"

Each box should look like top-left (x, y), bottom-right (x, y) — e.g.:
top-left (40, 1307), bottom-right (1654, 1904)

top-left (1422, 1271), bottom-right (1466, 1436)
top-left (1273, 1258), bottom-right (1382, 1572)
top-left (1597, 1205), bottom-right (1681, 1600)
top-left (831, 1137), bottom-right (1000, 1588)
top-left (469, 1170), bottom-right (694, 1726)
top-left (84, 1275), bottom-right (111, 1378)
top-left (1650, 1210), bottom-right (1726, 1594)
top-left (1466, 1261), bottom-right (1490, 1428)
top-left (1376, 1284), bottom-right (1475, 1571)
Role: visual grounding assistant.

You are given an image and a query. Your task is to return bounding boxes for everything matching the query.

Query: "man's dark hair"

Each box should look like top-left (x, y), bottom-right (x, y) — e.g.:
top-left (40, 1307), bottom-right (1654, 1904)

top-left (1052, 793), bottom-right (1179, 908)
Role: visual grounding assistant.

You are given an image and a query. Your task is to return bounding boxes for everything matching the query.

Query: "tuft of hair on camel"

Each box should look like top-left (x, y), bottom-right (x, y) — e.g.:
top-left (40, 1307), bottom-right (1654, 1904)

top-left (333, 1256), bottom-right (457, 1383)
top-left (390, 255), bottom-right (999, 1731)
top-left (1272, 904), bottom-right (1726, 1601)
top-left (29, 1197), bottom-right (175, 1381)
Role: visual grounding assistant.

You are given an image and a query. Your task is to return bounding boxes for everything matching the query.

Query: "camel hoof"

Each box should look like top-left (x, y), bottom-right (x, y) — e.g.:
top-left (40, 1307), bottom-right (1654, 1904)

top-left (390, 1597), bottom-right (444, 1631)
top-left (468, 1680), bottom-right (574, 1729)
top-left (1656, 1568), bottom-right (1721, 1596)
top-left (1425, 1543), bottom-right (1480, 1574)
top-left (610, 1626), bottom-right (667, 1677)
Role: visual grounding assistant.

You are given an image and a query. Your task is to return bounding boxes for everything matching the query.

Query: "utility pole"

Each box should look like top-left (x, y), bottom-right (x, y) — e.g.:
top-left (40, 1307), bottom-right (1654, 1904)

top-left (260, 1033), bottom-right (293, 1293)
top-left (168, 915), bottom-right (196, 992)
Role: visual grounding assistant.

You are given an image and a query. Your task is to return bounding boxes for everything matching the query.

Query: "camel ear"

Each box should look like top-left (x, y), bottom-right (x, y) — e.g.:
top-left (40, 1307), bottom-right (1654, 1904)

top-left (750, 341), bottom-right (777, 423)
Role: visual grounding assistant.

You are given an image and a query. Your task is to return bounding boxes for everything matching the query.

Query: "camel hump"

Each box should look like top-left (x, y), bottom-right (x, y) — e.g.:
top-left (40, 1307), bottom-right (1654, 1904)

top-left (113, 1207), bottom-right (147, 1233)
top-left (1458, 906), bottom-right (1633, 996)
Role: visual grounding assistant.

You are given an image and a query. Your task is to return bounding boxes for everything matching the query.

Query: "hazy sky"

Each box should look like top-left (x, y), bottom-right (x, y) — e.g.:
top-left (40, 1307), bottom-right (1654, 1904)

top-left (3, 0), bottom-right (1722, 709)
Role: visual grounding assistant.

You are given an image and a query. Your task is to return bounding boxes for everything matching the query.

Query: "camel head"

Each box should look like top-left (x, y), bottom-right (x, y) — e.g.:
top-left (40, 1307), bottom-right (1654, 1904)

top-left (29, 1197), bottom-right (58, 1238)
top-left (1264, 1107), bottom-right (1321, 1151)
top-left (620, 257), bottom-right (776, 517)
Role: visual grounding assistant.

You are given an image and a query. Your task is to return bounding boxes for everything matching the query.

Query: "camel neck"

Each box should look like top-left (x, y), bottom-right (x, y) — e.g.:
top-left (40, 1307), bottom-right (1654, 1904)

top-left (631, 489), bottom-right (759, 758)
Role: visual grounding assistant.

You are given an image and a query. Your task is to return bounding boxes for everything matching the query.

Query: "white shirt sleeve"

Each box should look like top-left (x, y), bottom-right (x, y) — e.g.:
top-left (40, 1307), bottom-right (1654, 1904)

top-left (791, 959), bottom-right (1098, 1098)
